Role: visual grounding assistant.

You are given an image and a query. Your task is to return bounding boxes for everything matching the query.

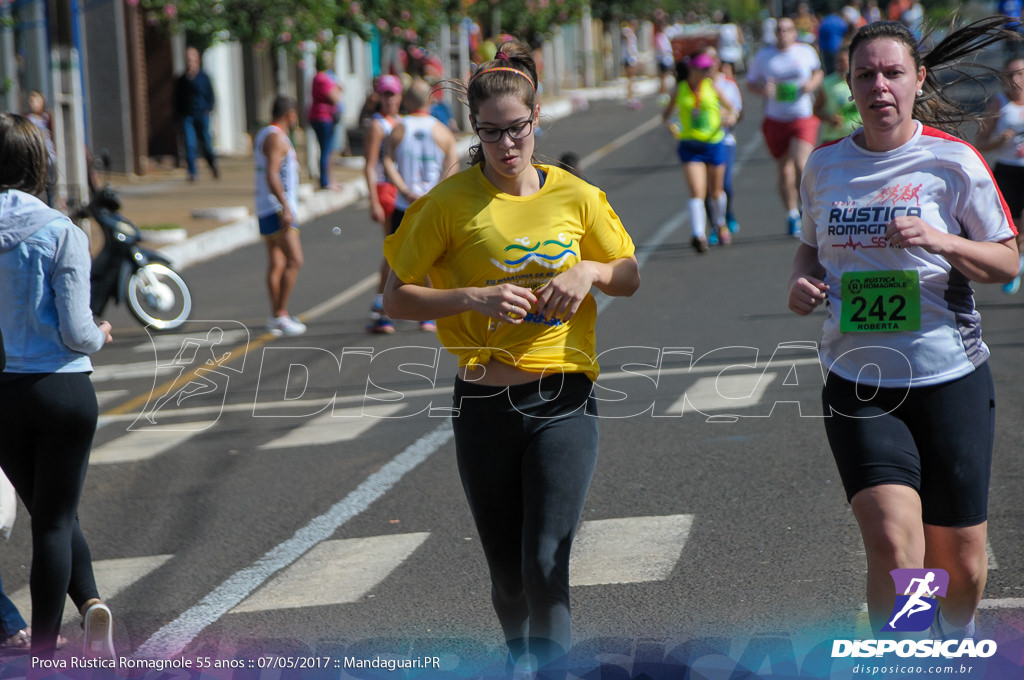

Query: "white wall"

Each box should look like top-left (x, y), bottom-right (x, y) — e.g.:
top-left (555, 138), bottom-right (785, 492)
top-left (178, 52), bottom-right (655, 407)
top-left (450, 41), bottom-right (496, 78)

top-left (205, 41), bottom-right (250, 154)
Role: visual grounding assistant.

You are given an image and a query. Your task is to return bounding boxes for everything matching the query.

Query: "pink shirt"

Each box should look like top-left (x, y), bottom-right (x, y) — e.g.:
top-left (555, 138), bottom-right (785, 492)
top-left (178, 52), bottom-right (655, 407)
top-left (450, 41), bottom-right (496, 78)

top-left (308, 72), bottom-right (338, 123)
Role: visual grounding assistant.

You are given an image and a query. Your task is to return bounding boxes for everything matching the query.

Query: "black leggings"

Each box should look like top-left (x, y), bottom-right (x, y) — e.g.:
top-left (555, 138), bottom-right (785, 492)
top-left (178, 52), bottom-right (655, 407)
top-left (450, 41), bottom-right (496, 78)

top-left (0, 372), bottom-right (101, 657)
top-left (452, 372), bottom-right (598, 668)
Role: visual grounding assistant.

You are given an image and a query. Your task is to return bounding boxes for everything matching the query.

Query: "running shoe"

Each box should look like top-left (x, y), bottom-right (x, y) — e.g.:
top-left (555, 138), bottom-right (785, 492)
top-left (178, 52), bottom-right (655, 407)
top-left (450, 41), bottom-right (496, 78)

top-left (708, 230), bottom-right (719, 246)
top-left (626, 98), bottom-right (643, 110)
top-left (82, 602), bottom-right (115, 660)
top-left (930, 612), bottom-right (976, 641)
top-left (419, 320), bottom-right (437, 332)
top-left (267, 315), bottom-right (307, 336)
top-left (690, 236), bottom-right (709, 254)
top-left (1003, 275), bottom-right (1021, 295)
top-left (717, 226), bottom-right (732, 246)
top-left (367, 316), bottom-right (395, 334)
top-left (727, 217), bottom-right (740, 233)
top-left (787, 215), bottom-right (801, 238)
top-left (369, 300), bottom-right (385, 320)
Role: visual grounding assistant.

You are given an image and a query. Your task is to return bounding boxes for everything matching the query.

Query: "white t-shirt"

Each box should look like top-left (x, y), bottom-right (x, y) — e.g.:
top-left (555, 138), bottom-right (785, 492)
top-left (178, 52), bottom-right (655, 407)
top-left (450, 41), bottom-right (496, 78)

top-left (716, 74), bottom-right (743, 146)
top-left (800, 123), bottom-right (1017, 387)
top-left (992, 92), bottom-right (1024, 167)
top-left (718, 23), bottom-right (743, 65)
top-left (747, 42), bottom-right (820, 121)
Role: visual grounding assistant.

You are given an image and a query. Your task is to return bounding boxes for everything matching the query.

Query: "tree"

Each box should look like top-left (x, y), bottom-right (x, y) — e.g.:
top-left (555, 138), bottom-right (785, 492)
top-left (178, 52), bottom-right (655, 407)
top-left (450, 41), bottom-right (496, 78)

top-left (139, 0), bottom-right (464, 51)
top-left (460, 0), bottom-right (589, 47)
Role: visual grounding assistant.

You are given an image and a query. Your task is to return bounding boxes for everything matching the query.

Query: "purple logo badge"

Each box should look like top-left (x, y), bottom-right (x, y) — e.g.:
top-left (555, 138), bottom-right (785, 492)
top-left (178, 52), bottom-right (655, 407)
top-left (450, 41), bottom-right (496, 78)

top-left (882, 568), bottom-right (949, 632)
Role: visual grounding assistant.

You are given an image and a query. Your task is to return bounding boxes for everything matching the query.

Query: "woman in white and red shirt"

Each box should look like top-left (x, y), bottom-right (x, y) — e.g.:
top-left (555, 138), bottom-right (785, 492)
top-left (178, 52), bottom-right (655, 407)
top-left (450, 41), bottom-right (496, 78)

top-left (788, 19), bottom-right (1019, 640)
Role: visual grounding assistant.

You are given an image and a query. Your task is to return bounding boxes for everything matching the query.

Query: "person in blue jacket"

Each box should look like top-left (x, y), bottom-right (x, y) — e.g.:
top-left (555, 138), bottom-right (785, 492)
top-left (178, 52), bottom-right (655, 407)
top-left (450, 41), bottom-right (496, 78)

top-left (0, 113), bottom-right (115, 662)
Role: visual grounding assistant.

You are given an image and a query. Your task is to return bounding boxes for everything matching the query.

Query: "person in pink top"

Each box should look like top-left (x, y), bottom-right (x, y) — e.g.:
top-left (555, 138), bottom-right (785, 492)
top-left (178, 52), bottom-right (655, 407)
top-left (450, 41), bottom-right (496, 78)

top-left (309, 52), bottom-right (343, 189)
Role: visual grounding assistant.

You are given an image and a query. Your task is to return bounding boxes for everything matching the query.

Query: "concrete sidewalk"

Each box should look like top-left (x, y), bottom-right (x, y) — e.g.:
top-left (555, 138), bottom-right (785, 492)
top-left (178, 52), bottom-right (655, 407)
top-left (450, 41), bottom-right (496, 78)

top-left (102, 79), bottom-right (659, 271)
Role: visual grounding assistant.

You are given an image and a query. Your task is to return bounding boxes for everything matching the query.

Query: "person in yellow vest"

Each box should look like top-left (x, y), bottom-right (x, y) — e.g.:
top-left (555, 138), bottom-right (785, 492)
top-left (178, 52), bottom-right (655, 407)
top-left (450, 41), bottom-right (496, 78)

top-left (662, 51), bottom-right (737, 253)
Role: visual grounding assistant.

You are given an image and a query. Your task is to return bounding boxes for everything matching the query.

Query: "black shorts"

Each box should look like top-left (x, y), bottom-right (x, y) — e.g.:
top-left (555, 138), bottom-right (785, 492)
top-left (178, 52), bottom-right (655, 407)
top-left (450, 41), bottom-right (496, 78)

top-left (390, 207), bottom-right (406, 235)
top-left (821, 363), bottom-right (995, 527)
top-left (993, 162), bottom-right (1024, 220)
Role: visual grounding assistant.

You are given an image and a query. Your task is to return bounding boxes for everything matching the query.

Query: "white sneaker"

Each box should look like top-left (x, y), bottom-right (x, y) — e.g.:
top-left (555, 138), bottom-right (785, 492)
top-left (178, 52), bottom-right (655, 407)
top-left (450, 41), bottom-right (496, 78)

top-left (82, 601), bottom-right (115, 660)
top-left (267, 315), bottom-right (307, 336)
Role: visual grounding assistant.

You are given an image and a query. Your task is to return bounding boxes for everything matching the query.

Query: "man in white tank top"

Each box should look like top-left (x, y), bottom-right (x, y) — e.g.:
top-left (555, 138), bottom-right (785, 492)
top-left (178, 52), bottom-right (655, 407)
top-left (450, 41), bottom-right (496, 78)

top-left (381, 78), bottom-right (459, 333)
top-left (383, 79), bottom-right (460, 218)
top-left (254, 95), bottom-right (306, 336)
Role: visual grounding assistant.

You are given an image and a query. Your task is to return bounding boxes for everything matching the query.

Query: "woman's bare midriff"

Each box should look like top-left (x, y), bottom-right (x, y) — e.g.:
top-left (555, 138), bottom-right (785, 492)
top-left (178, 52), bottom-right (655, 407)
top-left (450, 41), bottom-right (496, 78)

top-left (458, 360), bottom-right (547, 386)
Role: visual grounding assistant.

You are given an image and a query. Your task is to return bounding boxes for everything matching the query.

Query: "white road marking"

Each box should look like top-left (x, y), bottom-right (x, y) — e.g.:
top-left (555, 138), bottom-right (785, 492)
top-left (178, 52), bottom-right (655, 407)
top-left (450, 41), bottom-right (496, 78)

top-left (95, 389), bottom-right (130, 408)
top-left (259, 403), bottom-right (405, 450)
top-left (92, 362), bottom-right (177, 383)
top-left (570, 515), bottom-right (694, 586)
top-left (133, 422), bottom-right (453, 659)
top-left (663, 373), bottom-right (778, 415)
top-left (91, 427), bottom-right (203, 465)
top-left (132, 329), bottom-right (249, 354)
top-left (231, 533), bottom-right (431, 612)
top-left (96, 360), bottom-right (822, 424)
top-left (10, 555), bottom-right (173, 626)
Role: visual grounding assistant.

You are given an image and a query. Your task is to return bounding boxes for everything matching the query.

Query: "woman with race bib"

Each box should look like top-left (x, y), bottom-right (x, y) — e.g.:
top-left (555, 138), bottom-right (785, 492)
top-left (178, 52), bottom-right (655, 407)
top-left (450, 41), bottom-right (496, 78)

top-left (787, 19), bottom-right (1020, 639)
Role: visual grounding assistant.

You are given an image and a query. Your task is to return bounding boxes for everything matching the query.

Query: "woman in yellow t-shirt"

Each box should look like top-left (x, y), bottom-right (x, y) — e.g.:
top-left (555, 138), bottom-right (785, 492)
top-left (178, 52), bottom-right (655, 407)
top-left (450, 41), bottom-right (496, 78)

top-left (383, 39), bottom-right (639, 676)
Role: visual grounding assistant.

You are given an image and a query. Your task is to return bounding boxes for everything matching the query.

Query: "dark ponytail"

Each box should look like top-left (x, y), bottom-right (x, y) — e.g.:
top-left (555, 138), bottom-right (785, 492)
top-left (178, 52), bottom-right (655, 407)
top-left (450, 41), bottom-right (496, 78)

top-left (849, 17), bottom-right (1024, 137)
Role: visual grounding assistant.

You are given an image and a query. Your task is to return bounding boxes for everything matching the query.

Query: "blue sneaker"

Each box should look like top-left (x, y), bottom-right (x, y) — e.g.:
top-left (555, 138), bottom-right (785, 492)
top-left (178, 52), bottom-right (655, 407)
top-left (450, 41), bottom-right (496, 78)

top-left (787, 215), bottom-right (801, 238)
top-left (727, 217), bottom-right (739, 233)
top-left (708, 230), bottom-right (719, 245)
top-left (367, 316), bottom-right (395, 334)
top-left (1003, 275), bottom-right (1021, 295)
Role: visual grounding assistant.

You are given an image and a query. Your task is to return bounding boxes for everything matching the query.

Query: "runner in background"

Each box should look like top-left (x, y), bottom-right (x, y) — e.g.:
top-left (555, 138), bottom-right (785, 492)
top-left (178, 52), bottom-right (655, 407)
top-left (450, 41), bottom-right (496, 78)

top-left (747, 16), bottom-right (823, 237)
top-left (382, 78), bottom-right (460, 332)
top-left (813, 39), bottom-right (860, 142)
top-left (363, 75), bottom-right (404, 334)
top-left (622, 20), bottom-right (642, 110)
top-left (975, 56), bottom-right (1024, 294)
top-left (662, 51), bottom-right (736, 252)
top-left (706, 47), bottom-right (743, 238)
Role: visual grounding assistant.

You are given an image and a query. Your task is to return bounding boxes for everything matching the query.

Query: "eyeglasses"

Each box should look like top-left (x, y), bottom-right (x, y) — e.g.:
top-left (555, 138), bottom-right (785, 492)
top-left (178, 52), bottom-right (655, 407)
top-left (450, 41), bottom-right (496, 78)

top-left (474, 119), bottom-right (534, 143)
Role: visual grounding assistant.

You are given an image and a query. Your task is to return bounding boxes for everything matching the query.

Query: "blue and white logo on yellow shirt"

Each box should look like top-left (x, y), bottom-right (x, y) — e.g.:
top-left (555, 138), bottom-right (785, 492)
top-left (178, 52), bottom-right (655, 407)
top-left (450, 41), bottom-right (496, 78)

top-left (491, 234), bottom-right (578, 273)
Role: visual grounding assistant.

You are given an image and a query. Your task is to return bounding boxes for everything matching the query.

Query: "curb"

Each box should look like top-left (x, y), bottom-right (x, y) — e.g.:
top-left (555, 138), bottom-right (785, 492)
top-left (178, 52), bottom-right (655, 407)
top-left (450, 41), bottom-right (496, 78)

top-left (162, 79), bottom-right (658, 271)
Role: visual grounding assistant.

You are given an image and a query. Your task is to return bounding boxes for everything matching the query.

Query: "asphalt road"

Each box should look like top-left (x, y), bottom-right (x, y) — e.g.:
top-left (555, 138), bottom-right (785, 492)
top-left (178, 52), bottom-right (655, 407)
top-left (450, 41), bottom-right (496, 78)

top-left (3, 88), bottom-right (1022, 679)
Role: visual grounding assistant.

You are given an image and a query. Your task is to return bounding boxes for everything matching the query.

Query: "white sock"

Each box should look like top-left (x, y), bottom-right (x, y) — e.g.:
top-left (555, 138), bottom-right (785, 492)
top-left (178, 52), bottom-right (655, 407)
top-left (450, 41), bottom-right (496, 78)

top-left (374, 293), bottom-right (383, 307)
top-left (711, 194), bottom-right (728, 229)
top-left (689, 198), bottom-right (706, 238)
top-left (937, 609), bottom-right (976, 637)
top-left (788, 208), bottom-right (801, 221)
